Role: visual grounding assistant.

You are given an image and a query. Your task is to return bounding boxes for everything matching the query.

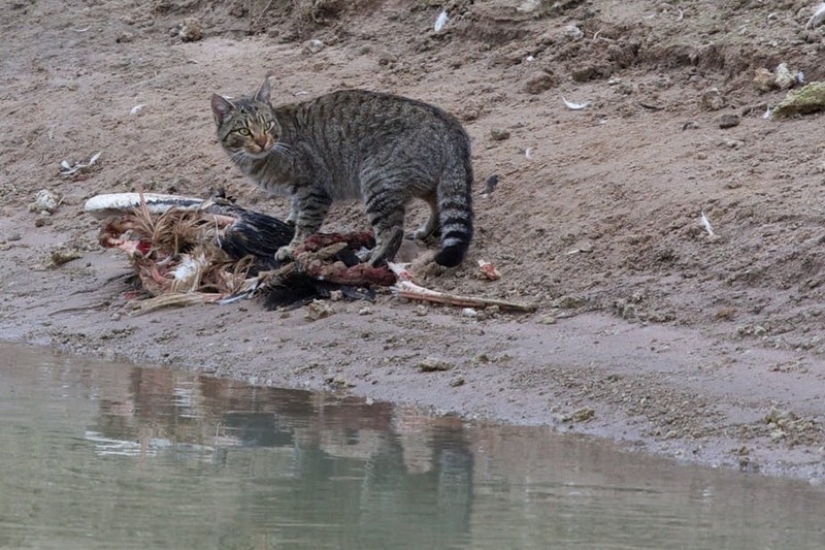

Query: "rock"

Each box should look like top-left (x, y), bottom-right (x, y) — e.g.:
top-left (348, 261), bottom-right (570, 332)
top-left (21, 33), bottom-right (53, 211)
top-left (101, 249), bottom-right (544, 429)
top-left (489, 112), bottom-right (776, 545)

top-left (173, 18), bottom-right (203, 42)
top-left (566, 407), bottom-right (595, 422)
top-left (538, 315), bottom-right (557, 325)
top-left (773, 82), bottom-right (825, 118)
top-left (115, 32), bottom-right (135, 44)
top-left (490, 128), bottom-right (511, 141)
top-left (28, 190), bottom-right (61, 214)
top-left (700, 88), bottom-right (726, 111)
top-left (716, 114), bottom-right (740, 129)
top-left (305, 299), bottom-right (334, 321)
top-left (377, 51), bottom-right (398, 66)
top-left (304, 39), bottom-right (326, 54)
top-left (517, 0), bottom-right (541, 13)
top-left (413, 304), bottom-right (428, 316)
top-left (449, 376), bottom-right (465, 387)
top-left (566, 239), bottom-right (593, 254)
top-left (773, 63), bottom-right (796, 91)
top-left (753, 68), bottom-right (773, 92)
top-left (523, 72), bottom-right (558, 95)
top-left (418, 357), bottom-right (452, 372)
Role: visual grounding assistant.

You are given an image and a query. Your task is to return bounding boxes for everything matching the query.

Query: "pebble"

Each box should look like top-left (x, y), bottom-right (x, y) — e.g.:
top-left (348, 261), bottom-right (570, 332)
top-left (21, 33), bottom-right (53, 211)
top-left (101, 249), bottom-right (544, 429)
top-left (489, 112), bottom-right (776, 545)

top-left (490, 128), bottom-right (511, 141)
top-left (418, 357), bottom-right (453, 372)
top-left (717, 114), bottom-right (740, 129)
top-left (305, 299), bottom-right (334, 321)
top-left (304, 39), bottom-right (326, 54)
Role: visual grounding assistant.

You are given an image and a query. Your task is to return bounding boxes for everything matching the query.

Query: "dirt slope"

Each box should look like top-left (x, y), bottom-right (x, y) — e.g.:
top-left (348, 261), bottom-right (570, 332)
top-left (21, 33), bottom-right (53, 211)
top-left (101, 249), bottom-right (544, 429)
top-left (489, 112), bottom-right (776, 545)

top-left (2, 0), bottom-right (825, 479)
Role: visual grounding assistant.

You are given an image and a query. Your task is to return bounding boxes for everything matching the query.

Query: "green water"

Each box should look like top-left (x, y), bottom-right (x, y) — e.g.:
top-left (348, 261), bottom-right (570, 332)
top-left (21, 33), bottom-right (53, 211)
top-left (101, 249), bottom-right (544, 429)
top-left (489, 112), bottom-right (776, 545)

top-left (1, 343), bottom-right (824, 549)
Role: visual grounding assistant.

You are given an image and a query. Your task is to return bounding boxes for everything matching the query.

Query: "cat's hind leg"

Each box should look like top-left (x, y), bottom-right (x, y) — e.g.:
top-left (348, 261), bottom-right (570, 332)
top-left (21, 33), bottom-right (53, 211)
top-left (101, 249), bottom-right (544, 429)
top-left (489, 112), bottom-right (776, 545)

top-left (412, 192), bottom-right (440, 242)
top-left (363, 187), bottom-right (407, 266)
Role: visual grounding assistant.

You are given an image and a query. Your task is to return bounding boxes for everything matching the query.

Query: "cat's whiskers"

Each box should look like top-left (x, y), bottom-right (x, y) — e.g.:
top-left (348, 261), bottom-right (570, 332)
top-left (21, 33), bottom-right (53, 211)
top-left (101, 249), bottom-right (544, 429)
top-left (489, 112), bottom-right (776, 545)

top-left (272, 142), bottom-right (295, 158)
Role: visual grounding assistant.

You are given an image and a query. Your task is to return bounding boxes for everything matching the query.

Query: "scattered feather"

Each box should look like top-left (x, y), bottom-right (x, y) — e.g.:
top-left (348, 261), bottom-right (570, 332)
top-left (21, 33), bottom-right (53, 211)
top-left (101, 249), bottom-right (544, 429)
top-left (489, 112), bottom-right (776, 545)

top-left (72, 27), bottom-right (90, 33)
top-left (524, 147), bottom-right (533, 160)
top-left (763, 106), bottom-right (773, 119)
top-left (700, 211), bottom-right (716, 237)
top-left (434, 10), bottom-right (449, 32)
top-left (59, 152), bottom-right (102, 177)
top-left (526, 55), bottom-right (535, 62)
top-left (806, 3), bottom-right (825, 29)
top-left (130, 104), bottom-right (146, 116)
top-left (797, 71), bottom-right (806, 85)
top-left (562, 96), bottom-right (590, 110)
top-left (676, 9), bottom-right (684, 21)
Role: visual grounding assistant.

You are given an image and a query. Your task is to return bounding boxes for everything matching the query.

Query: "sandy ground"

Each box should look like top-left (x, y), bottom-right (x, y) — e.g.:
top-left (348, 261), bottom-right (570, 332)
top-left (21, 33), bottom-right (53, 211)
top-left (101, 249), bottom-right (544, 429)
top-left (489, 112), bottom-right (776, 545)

top-left (3, 0), bottom-right (825, 480)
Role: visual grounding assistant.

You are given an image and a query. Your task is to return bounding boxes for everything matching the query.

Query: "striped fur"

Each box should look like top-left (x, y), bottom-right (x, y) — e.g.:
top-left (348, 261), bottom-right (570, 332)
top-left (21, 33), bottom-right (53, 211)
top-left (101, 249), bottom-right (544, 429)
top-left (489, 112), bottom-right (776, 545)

top-left (211, 78), bottom-right (474, 268)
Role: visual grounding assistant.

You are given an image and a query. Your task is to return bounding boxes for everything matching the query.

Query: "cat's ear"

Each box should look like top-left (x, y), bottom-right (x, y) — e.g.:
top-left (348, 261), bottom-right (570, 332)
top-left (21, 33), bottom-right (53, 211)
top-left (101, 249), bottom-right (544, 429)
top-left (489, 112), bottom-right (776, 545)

top-left (211, 94), bottom-right (235, 124)
top-left (254, 77), bottom-right (271, 103)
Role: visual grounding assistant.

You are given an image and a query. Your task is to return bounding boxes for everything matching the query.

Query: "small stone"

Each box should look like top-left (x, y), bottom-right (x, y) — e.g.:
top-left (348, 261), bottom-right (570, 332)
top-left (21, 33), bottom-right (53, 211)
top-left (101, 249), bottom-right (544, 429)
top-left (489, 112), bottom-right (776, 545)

top-left (539, 315), bottom-right (557, 325)
top-left (753, 68), bottom-right (773, 92)
top-left (523, 72), bottom-right (558, 95)
top-left (378, 51), bottom-right (398, 66)
top-left (568, 407), bottom-right (595, 422)
top-left (304, 38), bottom-right (325, 54)
top-left (29, 189), bottom-right (61, 214)
top-left (174, 18), bottom-right (203, 42)
top-left (358, 306), bottom-right (372, 316)
top-left (566, 239), bottom-right (594, 255)
top-left (329, 290), bottom-right (343, 302)
top-left (700, 87), bottom-right (726, 111)
top-left (413, 304), bottom-right (428, 316)
top-left (305, 299), bottom-right (334, 321)
top-left (418, 357), bottom-right (452, 372)
top-left (449, 376), bottom-right (465, 387)
top-left (461, 308), bottom-right (477, 318)
top-left (557, 295), bottom-right (583, 309)
top-left (490, 128), bottom-right (511, 141)
top-left (115, 32), bottom-right (135, 44)
top-left (717, 114), bottom-right (740, 129)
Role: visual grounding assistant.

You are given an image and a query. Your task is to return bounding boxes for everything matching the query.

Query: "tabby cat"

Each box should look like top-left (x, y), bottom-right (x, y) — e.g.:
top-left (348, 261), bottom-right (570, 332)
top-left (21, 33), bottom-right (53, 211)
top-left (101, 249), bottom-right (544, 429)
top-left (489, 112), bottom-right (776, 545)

top-left (210, 77), bottom-right (474, 267)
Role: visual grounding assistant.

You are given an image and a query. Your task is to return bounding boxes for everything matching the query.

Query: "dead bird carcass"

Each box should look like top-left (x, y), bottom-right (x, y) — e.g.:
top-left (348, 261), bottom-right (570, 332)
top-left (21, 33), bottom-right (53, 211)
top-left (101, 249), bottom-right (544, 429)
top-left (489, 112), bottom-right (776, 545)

top-left (85, 193), bottom-right (394, 311)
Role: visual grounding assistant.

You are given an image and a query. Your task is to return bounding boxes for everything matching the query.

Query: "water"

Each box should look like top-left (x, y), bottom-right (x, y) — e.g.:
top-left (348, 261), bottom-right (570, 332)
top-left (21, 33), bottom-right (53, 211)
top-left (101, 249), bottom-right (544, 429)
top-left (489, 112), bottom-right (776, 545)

top-left (1, 343), bottom-right (824, 550)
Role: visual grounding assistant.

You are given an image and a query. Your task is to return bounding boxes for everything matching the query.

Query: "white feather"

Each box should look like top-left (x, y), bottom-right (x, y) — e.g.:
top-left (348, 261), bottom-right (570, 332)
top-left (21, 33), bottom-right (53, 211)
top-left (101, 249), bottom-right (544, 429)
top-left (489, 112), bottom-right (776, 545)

top-left (130, 104), bottom-right (145, 116)
top-left (434, 10), bottom-right (449, 32)
top-left (763, 106), bottom-right (773, 119)
top-left (700, 211), bottom-right (715, 237)
top-left (562, 96), bottom-right (590, 110)
top-left (807, 3), bottom-right (825, 29)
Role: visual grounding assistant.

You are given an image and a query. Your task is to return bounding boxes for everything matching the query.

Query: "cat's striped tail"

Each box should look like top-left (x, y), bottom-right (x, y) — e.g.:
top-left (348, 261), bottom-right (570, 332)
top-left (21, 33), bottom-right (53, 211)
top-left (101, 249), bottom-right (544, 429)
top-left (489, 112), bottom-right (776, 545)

top-left (434, 150), bottom-right (474, 268)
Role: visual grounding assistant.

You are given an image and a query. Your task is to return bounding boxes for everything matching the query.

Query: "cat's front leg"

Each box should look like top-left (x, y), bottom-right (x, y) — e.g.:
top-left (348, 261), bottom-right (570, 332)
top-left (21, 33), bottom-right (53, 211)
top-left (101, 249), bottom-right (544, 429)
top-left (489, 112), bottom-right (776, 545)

top-left (275, 191), bottom-right (331, 261)
top-left (285, 196), bottom-right (300, 226)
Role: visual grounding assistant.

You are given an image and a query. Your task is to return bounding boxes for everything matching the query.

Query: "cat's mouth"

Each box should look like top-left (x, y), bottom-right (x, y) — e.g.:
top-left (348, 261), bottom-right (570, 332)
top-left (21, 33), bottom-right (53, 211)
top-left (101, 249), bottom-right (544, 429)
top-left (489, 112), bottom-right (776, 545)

top-left (245, 139), bottom-right (274, 158)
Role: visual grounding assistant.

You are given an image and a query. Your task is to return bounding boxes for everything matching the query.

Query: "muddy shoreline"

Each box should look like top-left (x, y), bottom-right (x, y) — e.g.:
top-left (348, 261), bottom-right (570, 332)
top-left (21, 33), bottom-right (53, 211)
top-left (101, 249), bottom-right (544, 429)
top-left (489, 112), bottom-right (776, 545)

top-left (3, 0), bottom-right (825, 482)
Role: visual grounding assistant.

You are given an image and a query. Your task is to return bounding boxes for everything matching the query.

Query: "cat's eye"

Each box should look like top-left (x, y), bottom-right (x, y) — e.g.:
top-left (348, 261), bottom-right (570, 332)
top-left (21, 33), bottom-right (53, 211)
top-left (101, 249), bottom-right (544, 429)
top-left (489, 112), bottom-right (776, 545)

top-left (236, 128), bottom-right (251, 136)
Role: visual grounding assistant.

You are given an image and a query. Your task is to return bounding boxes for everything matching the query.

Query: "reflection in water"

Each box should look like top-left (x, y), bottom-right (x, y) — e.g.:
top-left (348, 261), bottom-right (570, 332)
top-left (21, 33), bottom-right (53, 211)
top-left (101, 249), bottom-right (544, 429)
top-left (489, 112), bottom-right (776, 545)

top-left (1, 343), bottom-right (824, 550)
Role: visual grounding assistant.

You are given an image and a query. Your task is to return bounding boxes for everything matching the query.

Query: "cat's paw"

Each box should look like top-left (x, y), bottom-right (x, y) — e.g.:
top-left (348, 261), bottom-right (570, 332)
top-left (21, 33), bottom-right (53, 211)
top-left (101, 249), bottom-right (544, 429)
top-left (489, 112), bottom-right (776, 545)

top-left (275, 245), bottom-right (294, 262)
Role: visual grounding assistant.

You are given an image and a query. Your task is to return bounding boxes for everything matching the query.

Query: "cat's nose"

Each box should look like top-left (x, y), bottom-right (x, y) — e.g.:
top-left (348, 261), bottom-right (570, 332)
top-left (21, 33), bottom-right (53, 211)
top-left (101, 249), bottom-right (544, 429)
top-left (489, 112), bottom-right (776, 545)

top-left (255, 135), bottom-right (268, 148)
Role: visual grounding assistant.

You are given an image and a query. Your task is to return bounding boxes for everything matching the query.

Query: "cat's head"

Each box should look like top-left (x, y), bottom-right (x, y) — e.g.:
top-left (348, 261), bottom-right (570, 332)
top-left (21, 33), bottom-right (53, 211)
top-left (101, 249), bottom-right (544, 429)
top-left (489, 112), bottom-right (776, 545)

top-left (211, 78), bottom-right (279, 159)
